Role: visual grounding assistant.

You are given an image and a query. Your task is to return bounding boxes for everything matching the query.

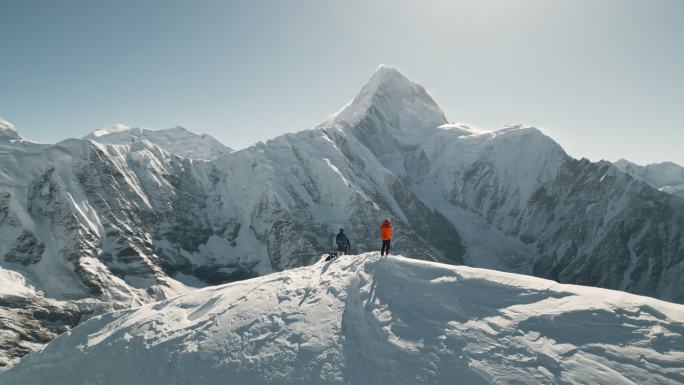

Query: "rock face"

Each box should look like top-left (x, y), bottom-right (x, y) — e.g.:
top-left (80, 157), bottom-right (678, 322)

top-left (2, 253), bottom-right (683, 385)
top-left (0, 267), bottom-right (105, 368)
top-left (1, 66), bottom-right (684, 368)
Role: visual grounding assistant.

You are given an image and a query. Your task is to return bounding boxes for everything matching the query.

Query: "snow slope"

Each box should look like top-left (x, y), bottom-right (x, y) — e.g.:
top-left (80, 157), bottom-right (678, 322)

top-left (85, 125), bottom-right (233, 160)
top-left (2, 253), bottom-right (682, 385)
top-left (615, 159), bottom-right (684, 198)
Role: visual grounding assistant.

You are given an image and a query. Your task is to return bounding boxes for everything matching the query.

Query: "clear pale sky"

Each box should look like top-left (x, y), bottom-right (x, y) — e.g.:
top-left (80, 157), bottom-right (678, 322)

top-left (1, 0), bottom-right (683, 165)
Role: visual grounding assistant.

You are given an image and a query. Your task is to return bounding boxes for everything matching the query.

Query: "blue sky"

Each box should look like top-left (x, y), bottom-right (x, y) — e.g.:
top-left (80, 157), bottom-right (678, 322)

top-left (1, 0), bottom-right (683, 165)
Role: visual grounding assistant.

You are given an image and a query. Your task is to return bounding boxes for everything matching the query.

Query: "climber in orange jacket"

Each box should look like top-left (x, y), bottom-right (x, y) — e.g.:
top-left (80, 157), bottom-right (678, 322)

top-left (380, 219), bottom-right (393, 256)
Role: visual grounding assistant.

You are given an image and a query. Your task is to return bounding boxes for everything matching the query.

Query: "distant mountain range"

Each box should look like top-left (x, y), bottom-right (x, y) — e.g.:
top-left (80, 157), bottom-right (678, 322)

top-left (1, 66), bottom-right (683, 368)
top-left (614, 159), bottom-right (684, 198)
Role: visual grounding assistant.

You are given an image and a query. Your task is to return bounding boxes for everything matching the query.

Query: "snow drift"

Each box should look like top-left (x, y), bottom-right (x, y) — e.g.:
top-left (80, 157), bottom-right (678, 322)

top-left (2, 253), bottom-right (682, 385)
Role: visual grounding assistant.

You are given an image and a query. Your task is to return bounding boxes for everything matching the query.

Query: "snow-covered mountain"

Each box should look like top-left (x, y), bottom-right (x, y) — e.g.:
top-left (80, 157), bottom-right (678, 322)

top-left (84, 124), bottom-right (233, 160)
top-left (2, 253), bottom-right (682, 385)
top-left (615, 159), bottom-right (684, 198)
top-left (0, 98), bottom-right (465, 367)
top-left (319, 67), bottom-right (684, 303)
top-left (1, 65), bottom-right (684, 369)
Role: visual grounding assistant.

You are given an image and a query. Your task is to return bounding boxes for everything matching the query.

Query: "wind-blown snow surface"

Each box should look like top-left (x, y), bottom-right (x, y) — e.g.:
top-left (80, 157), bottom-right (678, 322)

top-left (2, 253), bottom-right (682, 385)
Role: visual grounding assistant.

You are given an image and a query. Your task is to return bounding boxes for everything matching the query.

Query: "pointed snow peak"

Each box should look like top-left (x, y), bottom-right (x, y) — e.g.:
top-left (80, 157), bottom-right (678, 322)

top-left (327, 65), bottom-right (447, 132)
top-left (169, 125), bottom-right (190, 132)
top-left (367, 64), bottom-right (409, 87)
top-left (0, 116), bottom-right (22, 140)
top-left (613, 158), bottom-right (634, 169)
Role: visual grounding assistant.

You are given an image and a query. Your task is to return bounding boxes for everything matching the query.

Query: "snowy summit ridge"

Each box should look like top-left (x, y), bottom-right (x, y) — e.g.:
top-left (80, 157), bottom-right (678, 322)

top-left (2, 253), bottom-right (682, 385)
top-left (84, 124), bottom-right (232, 160)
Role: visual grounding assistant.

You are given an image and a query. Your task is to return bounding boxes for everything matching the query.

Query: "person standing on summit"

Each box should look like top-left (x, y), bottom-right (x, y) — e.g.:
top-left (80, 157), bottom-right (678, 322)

top-left (336, 228), bottom-right (351, 256)
top-left (380, 219), bottom-right (393, 256)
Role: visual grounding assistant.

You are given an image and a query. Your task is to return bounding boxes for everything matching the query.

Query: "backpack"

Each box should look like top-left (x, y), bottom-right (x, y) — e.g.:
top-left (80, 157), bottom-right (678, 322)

top-left (336, 233), bottom-right (348, 248)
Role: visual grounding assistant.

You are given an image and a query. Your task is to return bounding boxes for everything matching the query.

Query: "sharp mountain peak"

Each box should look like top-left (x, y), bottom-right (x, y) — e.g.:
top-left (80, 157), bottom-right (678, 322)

top-left (326, 65), bottom-right (447, 131)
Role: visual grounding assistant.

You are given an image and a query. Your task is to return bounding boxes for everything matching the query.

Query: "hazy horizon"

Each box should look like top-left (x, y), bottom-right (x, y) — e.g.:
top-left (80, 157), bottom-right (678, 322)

top-left (1, 0), bottom-right (683, 165)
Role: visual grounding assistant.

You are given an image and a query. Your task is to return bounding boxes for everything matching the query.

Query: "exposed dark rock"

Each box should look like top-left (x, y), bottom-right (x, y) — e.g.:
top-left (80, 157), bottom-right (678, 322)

top-left (3, 231), bottom-right (44, 265)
